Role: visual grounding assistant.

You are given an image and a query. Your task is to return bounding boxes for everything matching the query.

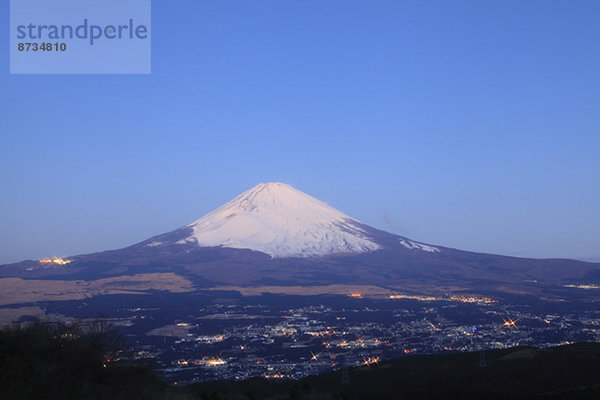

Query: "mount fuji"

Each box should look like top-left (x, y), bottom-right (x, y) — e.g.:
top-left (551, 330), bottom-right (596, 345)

top-left (175, 182), bottom-right (381, 258)
top-left (1, 182), bottom-right (599, 302)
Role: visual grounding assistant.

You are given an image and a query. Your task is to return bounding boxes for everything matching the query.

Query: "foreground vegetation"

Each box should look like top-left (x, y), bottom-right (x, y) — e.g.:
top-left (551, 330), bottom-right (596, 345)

top-left (2, 319), bottom-right (600, 399)
top-left (0, 319), bottom-right (189, 400)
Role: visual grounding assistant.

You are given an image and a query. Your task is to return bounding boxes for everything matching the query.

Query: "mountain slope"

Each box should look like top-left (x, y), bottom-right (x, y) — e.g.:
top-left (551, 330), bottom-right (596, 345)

top-left (0, 182), bottom-right (598, 301)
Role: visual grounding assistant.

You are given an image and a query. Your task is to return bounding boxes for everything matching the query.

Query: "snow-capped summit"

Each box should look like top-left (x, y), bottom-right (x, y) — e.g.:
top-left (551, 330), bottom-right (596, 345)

top-left (177, 182), bottom-right (380, 257)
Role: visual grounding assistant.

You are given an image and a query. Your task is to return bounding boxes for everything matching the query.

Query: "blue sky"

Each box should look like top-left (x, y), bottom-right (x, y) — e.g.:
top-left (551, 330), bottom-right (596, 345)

top-left (1, 0), bottom-right (599, 263)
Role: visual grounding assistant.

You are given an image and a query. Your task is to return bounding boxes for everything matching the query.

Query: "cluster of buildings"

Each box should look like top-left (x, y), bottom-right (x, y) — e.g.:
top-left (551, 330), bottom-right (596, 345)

top-left (111, 295), bottom-right (600, 384)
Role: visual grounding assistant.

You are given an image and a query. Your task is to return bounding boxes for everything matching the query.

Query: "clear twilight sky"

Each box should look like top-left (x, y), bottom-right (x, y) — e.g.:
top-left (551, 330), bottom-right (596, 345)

top-left (1, 1), bottom-right (599, 264)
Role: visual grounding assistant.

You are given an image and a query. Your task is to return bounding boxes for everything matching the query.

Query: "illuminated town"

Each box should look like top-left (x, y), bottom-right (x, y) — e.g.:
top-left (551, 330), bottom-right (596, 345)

top-left (38, 257), bottom-right (72, 265)
top-left (38, 290), bottom-right (598, 385)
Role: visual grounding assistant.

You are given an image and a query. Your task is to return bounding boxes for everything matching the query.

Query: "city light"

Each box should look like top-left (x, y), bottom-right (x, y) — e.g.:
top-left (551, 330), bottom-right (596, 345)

top-left (388, 293), bottom-right (496, 304)
top-left (264, 373), bottom-right (285, 379)
top-left (389, 294), bottom-right (439, 301)
top-left (502, 316), bottom-right (521, 328)
top-left (39, 257), bottom-right (72, 265)
top-left (362, 356), bottom-right (380, 366)
top-left (564, 284), bottom-right (600, 290)
top-left (205, 357), bottom-right (227, 366)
